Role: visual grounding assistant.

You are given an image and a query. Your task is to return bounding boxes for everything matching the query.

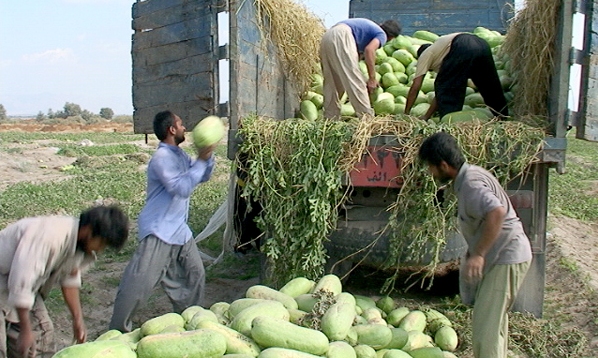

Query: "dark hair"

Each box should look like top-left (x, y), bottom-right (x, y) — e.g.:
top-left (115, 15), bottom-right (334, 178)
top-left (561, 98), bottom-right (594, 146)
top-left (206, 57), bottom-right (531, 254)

top-left (417, 43), bottom-right (432, 58)
top-left (418, 131), bottom-right (465, 169)
top-left (380, 20), bottom-right (401, 39)
top-left (153, 110), bottom-right (177, 141)
top-left (79, 205), bottom-right (129, 251)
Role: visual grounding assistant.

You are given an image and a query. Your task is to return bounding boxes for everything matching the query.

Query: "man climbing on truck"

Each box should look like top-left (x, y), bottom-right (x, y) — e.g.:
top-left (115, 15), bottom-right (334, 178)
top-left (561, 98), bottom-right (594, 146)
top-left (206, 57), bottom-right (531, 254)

top-left (418, 131), bottom-right (532, 358)
top-left (405, 33), bottom-right (508, 120)
top-left (320, 18), bottom-right (401, 119)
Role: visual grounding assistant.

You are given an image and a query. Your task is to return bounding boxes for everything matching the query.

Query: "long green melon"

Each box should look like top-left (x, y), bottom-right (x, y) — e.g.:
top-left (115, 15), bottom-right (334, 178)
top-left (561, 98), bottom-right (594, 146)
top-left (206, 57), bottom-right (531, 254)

top-left (398, 310), bottom-right (427, 332)
top-left (279, 277), bottom-right (316, 298)
top-left (350, 324), bottom-right (393, 349)
top-left (382, 349), bottom-right (412, 358)
top-left (383, 327), bottom-right (409, 350)
top-left (401, 331), bottom-right (434, 352)
top-left (386, 307), bottom-right (410, 327)
top-left (251, 316), bottom-right (329, 356)
top-left (95, 329), bottom-right (122, 341)
top-left (230, 300), bottom-right (290, 337)
top-left (185, 308), bottom-right (219, 330)
top-left (313, 274), bottom-right (342, 295)
top-left (288, 308), bottom-right (309, 325)
top-left (321, 300), bottom-right (356, 341)
top-left (111, 328), bottom-right (141, 344)
top-left (181, 305), bottom-right (203, 323)
top-left (326, 341), bottom-right (356, 358)
top-left (434, 326), bottom-right (458, 351)
top-left (228, 298), bottom-right (271, 318)
top-left (408, 347), bottom-right (444, 358)
top-left (53, 340), bottom-right (136, 358)
top-left (136, 329), bottom-right (226, 358)
top-left (353, 344), bottom-right (376, 358)
top-left (140, 312), bottom-right (185, 337)
top-left (246, 284), bottom-right (298, 310)
top-left (258, 347), bottom-right (322, 358)
top-left (424, 308), bottom-right (452, 334)
top-left (294, 294), bottom-right (318, 312)
top-left (197, 320), bottom-right (261, 357)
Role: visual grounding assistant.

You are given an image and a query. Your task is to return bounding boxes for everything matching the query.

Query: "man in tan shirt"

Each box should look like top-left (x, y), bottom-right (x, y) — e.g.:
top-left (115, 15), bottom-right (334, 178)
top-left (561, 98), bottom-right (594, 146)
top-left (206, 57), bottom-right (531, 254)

top-left (0, 205), bottom-right (129, 358)
top-left (405, 33), bottom-right (508, 120)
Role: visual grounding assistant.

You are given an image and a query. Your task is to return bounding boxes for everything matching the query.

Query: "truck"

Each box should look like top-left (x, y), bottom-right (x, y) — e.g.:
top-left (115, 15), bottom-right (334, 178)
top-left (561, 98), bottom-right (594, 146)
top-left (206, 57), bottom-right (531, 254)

top-left (130, 0), bottom-right (596, 317)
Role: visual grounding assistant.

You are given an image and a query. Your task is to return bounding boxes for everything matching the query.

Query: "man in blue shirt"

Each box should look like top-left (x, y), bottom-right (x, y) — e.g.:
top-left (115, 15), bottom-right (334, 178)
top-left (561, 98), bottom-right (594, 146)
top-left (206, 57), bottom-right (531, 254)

top-left (109, 110), bottom-right (215, 332)
top-left (320, 18), bottom-right (401, 119)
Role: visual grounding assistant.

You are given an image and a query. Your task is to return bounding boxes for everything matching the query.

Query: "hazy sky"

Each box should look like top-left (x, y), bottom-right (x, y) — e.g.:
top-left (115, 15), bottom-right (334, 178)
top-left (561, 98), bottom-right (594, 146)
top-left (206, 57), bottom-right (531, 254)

top-left (0, 0), bottom-right (348, 116)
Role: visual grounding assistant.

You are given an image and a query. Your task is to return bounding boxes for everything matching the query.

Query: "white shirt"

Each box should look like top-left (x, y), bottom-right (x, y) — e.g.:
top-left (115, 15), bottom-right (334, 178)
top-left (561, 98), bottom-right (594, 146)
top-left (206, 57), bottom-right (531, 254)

top-left (0, 216), bottom-right (95, 322)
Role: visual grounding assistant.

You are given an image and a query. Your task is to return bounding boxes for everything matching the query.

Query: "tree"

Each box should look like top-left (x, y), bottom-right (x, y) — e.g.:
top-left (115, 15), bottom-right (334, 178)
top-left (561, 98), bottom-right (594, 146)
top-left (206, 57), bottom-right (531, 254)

top-left (47, 108), bottom-right (54, 118)
top-left (99, 107), bottom-right (114, 120)
top-left (63, 102), bottom-right (82, 118)
top-left (36, 111), bottom-right (47, 121)
top-left (81, 110), bottom-right (93, 122)
top-left (0, 104), bottom-right (7, 121)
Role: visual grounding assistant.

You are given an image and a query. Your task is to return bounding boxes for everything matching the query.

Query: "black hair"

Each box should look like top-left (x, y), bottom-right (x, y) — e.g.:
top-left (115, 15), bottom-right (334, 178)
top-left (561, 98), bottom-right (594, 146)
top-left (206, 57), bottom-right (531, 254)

top-left (153, 110), bottom-right (177, 141)
top-left (417, 43), bottom-right (432, 58)
top-left (380, 20), bottom-right (401, 39)
top-left (418, 131), bottom-right (465, 169)
top-left (79, 205), bottom-right (129, 251)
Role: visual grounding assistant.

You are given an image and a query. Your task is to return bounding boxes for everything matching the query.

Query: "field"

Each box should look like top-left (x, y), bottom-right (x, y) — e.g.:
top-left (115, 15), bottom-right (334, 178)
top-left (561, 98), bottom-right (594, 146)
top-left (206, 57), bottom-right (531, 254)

top-left (0, 120), bottom-right (597, 357)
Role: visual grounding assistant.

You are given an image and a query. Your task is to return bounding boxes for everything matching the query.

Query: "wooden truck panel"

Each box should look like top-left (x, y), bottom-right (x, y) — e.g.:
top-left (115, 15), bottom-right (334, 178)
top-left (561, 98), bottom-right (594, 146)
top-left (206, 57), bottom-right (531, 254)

top-left (132, 0), bottom-right (219, 134)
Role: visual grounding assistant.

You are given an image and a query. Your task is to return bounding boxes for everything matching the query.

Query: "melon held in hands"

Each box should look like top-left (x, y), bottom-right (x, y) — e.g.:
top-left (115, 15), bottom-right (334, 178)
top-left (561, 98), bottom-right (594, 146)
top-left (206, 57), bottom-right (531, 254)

top-left (192, 115), bottom-right (225, 148)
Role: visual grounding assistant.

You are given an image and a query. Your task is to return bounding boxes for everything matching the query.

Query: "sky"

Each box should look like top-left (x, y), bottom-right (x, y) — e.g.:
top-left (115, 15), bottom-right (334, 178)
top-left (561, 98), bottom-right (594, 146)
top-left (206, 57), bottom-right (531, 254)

top-left (0, 0), bottom-right (581, 117)
top-left (0, 0), bottom-right (348, 116)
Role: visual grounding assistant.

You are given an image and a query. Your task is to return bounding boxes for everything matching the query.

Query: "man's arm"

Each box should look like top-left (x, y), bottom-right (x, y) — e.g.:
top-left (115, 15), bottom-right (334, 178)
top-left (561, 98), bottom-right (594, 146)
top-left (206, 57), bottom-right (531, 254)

top-left (422, 97), bottom-right (437, 120)
top-left (465, 205), bottom-right (506, 280)
top-left (405, 75), bottom-right (424, 114)
top-left (153, 149), bottom-right (215, 198)
top-left (62, 285), bottom-right (86, 344)
top-left (363, 38), bottom-right (381, 93)
top-left (16, 307), bottom-right (35, 357)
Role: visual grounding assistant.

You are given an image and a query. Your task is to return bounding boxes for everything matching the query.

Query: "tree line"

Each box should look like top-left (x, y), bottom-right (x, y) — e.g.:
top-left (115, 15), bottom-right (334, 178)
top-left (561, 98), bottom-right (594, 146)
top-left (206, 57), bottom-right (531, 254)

top-left (0, 103), bottom-right (132, 124)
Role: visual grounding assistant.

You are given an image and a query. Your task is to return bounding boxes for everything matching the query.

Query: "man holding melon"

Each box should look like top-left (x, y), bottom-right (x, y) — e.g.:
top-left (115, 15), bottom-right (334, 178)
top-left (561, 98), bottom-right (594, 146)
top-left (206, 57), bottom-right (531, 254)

top-left (320, 18), bottom-right (401, 119)
top-left (109, 111), bottom-right (220, 333)
top-left (0, 205), bottom-right (129, 358)
top-left (405, 33), bottom-right (508, 120)
top-left (418, 132), bottom-right (532, 358)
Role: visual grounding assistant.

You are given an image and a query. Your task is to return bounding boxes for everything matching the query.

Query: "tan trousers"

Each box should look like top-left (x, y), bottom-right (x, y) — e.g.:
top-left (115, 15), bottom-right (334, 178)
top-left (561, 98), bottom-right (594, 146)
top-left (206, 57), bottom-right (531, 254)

top-left (109, 235), bottom-right (206, 333)
top-left (319, 24), bottom-right (373, 119)
top-left (472, 261), bottom-right (530, 358)
top-left (0, 296), bottom-right (55, 358)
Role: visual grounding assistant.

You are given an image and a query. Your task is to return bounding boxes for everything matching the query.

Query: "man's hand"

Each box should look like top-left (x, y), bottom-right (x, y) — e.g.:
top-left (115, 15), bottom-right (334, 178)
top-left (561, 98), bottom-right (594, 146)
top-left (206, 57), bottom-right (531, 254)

top-left (73, 317), bottom-right (87, 344)
top-left (17, 327), bottom-right (36, 358)
top-left (465, 254), bottom-right (485, 282)
top-left (197, 144), bottom-right (216, 161)
top-left (366, 78), bottom-right (379, 94)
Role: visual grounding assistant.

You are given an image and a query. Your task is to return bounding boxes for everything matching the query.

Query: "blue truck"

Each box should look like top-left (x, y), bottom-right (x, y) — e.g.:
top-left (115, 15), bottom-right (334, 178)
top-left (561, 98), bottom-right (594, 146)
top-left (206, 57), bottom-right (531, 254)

top-left (131, 0), bottom-right (596, 317)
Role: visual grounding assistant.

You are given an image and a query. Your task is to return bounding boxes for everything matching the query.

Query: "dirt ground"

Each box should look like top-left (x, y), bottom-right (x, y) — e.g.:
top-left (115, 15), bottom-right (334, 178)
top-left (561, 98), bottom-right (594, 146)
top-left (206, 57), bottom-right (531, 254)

top-left (1, 121), bottom-right (597, 356)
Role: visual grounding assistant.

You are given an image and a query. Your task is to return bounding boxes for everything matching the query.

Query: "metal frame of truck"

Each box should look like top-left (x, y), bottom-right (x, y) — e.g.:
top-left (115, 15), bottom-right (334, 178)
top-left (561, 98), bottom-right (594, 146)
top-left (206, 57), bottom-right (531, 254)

top-left (131, 0), bottom-right (594, 317)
